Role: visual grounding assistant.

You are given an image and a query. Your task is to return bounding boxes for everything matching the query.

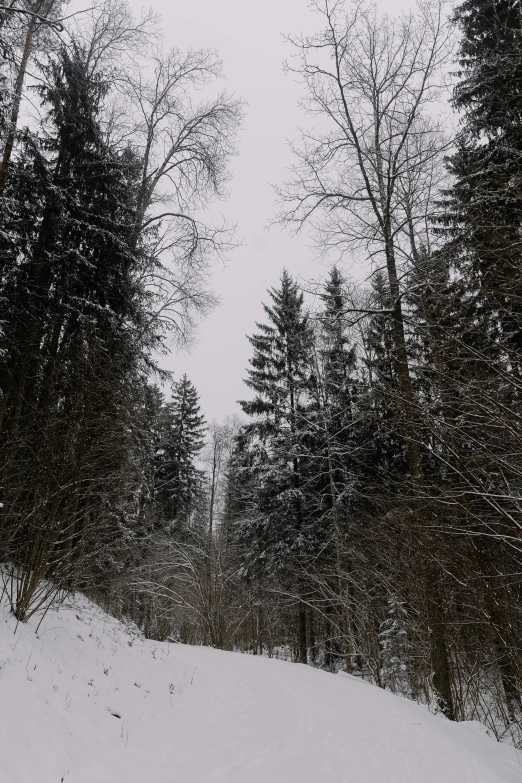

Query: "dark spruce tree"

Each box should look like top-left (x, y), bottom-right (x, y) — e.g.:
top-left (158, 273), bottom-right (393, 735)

top-left (309, 267), bottom-right (362, 671)
top-left (154, 375), bottom-right (206, 530)
top-left (435, 0), bottom-right (522, 717)
top-left (442, 0), bottom-right (522, 361)
top-left (0, 44), bottom-right (148, 606)
top-left (306, 268), bottom-right (359, 554)
top-left (0, 43), bottom-right (142, 434)
top-left (361, 271), bottom-right (409, 486)
top-left (239, 271), bottom-right (314, 568)
top-left (317, 267), bottom-right (357, 450)
top-left (239, 270), bottom-right (316, 662)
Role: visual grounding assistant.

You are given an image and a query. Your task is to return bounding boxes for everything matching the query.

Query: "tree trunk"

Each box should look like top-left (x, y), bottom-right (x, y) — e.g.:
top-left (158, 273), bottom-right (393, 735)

top-left (297, 606), bottom-right (307, 664)
top-left (425, 566), bottom-right (455, 720)
top-left (383, 228), bottom-right (455, 720)
top-left (0, 0), bottom-right (45, 195)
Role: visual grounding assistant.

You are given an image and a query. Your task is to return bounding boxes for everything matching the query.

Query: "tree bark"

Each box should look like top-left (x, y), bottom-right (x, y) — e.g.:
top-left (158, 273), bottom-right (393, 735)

top-left (297, 606), bottom-right (307, 664)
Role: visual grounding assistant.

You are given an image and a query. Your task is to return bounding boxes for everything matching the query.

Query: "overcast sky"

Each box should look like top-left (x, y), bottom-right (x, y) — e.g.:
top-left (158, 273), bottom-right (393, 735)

top-left (129, 0), bottom-right (413, 422)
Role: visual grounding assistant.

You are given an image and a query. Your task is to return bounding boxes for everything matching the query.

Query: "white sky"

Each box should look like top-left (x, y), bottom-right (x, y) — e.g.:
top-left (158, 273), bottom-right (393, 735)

top-left (129, 0), bottom-right (415, 422)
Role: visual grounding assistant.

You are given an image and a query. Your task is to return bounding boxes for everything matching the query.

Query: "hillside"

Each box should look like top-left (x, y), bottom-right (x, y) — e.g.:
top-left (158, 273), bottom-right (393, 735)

top-left (0, 595), bottom-right (520, 783)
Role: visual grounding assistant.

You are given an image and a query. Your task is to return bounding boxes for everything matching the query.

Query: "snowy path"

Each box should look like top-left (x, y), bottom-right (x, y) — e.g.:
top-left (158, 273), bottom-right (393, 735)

top-left (1, 596), bottom-right (521, 782)
top-left (148, 644), bottom-right (522, 783)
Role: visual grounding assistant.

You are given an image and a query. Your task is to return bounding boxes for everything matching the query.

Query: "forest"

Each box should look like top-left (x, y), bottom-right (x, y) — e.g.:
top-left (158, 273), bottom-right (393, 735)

top-left (1, 0), bottom-right (521, 748)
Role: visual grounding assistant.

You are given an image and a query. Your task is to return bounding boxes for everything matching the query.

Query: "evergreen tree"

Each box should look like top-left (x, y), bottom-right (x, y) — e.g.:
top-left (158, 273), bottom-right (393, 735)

top-left (379, 596), bottom-right (415, 696)
top-left (154, 375), bottom-right (206, 529)
top-left (237, 271), bottom-right (319, 663)
top-left (0, 43), bottom-right (142, 438)
top-left (361, 271), bottom-right (409, 484)
top-left (0, 43), bottom-right (148, 600)
top-left (435, 0), bottom-right (522, 715)
top-left (442, 0), bottom-right (522, 359)
top-left (238, 271), bottom-right (316, 577)
top-left (307, 267), bottom-right (358, 556)
top-left (308, 267), bottom-right (363, 671)
top-left (319, 267), bottom-right (356, 439)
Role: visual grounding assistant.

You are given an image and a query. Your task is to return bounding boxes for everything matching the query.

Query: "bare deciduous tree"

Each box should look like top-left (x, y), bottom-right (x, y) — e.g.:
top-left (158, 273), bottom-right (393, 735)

top-left (0, 0), bottom-right (64, 193)
top-left (120, 46), bottom-right (244, 346)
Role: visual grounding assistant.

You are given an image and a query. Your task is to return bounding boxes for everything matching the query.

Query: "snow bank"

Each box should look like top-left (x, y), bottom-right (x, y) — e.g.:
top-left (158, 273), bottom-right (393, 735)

top-left (0, 594), bottom-right (520, 782)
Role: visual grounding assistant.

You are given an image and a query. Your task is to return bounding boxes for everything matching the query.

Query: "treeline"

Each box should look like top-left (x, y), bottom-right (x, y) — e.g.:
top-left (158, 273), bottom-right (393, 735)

top-left (122, 0), bottom-right (522, 746)
top-left (0, 1), bottom-right (241, 619)
top-left (230, 0), bottom-right (522, 740)
top-left (1, 0), bottom-right (522, 749)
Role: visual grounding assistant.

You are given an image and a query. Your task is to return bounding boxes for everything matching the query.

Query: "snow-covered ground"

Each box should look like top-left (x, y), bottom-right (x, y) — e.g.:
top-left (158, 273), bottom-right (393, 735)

top-left (0, 594), bottom-right (520, 783)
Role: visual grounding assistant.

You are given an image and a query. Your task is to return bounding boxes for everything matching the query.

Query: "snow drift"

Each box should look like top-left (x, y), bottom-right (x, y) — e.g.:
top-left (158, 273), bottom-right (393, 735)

top-left (0, 594), bottom-right (520, 783)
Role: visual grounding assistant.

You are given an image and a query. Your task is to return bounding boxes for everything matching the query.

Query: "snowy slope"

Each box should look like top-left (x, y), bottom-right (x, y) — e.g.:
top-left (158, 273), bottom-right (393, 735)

top-left (0, 595), bottom-right (520, 783)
